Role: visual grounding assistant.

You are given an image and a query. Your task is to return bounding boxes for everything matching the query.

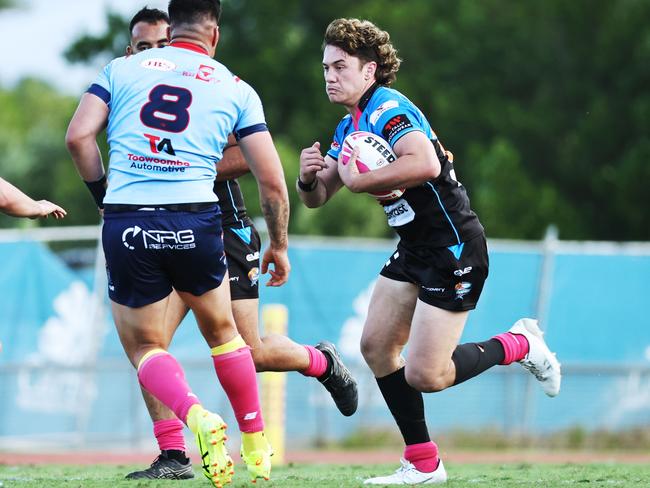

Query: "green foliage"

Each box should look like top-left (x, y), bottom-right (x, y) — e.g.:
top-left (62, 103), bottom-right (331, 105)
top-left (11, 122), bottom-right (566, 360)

top-left (2, 0), bottom-right (649, 240)
top-left (63, 12), bottom-right (130, 65)
top-left (0, 79), bottom-right (101, 228)
top-left (215, 0), bottom-right (650, 240)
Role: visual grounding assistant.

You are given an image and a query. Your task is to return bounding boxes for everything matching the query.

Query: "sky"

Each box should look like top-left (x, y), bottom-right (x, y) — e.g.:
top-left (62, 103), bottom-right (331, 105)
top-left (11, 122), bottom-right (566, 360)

top-left (0, 0), bottom-right (167, 95)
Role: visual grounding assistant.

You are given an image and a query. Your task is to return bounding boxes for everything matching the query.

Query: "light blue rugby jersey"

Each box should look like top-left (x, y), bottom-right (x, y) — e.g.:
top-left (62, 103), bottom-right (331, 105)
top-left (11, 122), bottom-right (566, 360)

top-left (325, 84), bottom-right (484, 248)
top-left (88, 43), bottom-right (267, 205)
top-left (326, 86), bottom-right (434, 161)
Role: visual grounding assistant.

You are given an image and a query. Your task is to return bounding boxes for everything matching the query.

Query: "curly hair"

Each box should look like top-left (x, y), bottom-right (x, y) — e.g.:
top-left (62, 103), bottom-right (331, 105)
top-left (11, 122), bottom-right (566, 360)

top-left (324, 18), bottom-right (401, 86)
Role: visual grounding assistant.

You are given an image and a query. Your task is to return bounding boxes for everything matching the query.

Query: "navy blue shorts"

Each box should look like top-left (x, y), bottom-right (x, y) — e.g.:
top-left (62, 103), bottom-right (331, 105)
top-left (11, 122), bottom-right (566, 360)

top-left (102, 205), bottom-right (227, 307)
top-left (380, 234), bottom-right (489, 312)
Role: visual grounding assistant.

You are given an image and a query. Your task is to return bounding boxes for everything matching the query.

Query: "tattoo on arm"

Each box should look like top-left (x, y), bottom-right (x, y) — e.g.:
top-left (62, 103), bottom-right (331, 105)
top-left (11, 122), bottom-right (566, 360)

top-left (261, 198), bottom-right (289, 249)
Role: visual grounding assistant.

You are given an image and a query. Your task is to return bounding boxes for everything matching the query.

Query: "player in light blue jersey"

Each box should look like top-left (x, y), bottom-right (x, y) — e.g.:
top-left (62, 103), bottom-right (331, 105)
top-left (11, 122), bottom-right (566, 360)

top-left (66, 1), bottom-right (289, 485)
top-left (116, 8), bottom-right (358, 482)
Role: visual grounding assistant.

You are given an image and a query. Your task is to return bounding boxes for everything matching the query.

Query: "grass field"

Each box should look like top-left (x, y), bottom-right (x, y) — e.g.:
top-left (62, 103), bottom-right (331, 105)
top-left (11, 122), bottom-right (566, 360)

top-left (1, 462), bottom-right (649, 487)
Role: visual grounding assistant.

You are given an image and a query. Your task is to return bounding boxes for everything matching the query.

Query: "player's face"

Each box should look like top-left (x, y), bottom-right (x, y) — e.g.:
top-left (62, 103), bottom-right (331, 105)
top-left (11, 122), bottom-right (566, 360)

top-left (127, 21), bottom-right (169, 55)
top-left (323, 45), bottom-right (373, 109)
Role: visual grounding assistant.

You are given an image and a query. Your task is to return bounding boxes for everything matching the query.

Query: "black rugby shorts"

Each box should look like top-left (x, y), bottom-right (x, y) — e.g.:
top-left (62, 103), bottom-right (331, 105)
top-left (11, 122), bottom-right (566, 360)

top-left (224, 225), bottom-right (261, 300)
top-left (380, 234), bottom-right (489, 311)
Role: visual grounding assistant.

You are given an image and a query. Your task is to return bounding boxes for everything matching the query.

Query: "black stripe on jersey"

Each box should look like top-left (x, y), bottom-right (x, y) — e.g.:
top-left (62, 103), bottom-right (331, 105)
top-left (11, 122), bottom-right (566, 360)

top-left (358, 83), bottom-right (380, 111)
top-left (235, 123), bottom-right (268, 140)
top-left (87, 83), bottom-right (110, 104)
top-left (432, 139), bottom-right (451, 164)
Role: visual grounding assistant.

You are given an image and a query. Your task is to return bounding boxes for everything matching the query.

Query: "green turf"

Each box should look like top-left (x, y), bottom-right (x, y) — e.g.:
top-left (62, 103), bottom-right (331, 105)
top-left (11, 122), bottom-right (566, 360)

top-left (0, 462), bottom-right (648, 487)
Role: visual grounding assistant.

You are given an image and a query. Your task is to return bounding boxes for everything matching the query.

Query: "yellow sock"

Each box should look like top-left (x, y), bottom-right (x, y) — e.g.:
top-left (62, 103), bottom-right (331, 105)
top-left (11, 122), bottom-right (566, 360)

top-left (210, 334), bottom-right (247, 356)
top-left (186, 404), bottom-right (205, 434)
top-left (242, 431), bottom-right (267, 453)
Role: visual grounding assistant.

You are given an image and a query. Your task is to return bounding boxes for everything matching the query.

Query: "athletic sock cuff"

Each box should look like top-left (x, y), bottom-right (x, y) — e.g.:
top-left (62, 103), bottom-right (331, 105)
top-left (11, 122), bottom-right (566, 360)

top-left (493, 332), bottom-right (528, 365)
top-left (137, 348), bottom-right (168, 371)
top-left (301, 345), bottom-right (328, 377)
top-left (211, 334), bottom-right (247, 356)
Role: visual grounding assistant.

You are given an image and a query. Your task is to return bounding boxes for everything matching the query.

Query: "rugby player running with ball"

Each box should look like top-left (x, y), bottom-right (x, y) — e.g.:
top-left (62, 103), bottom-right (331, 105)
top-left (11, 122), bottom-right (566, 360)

top-left (297, 18), bottom-right (561, 485)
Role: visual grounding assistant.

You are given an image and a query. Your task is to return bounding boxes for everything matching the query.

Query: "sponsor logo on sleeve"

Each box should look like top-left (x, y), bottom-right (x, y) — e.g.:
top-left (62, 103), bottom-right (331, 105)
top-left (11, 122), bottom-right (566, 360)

top-left (330, 140), bottom-right (340, 151)
top-left (369, 100), bottom-right (399, 125)
top-left (381, 114), bottom-right (413, 144)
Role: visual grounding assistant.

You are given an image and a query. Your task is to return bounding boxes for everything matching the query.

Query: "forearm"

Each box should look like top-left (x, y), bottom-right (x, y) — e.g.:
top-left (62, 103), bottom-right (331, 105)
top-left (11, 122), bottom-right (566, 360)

top-left (349, 153), bottom-right (439, 193)
top-left (0, 183), bottom-right (41, 218)
top-left (296, 176), bottom-right (329, 208)
top-left (238, 131), bottom-right (290, 248)
top-left (67, 139), bottom-right (105, 182)
top-left (260, 189), bottom-right (289, 250)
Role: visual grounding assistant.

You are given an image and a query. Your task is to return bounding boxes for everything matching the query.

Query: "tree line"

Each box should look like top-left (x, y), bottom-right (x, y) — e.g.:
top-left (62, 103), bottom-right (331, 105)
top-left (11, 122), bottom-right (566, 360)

top-left (1, 0), bottom-right (648, 241)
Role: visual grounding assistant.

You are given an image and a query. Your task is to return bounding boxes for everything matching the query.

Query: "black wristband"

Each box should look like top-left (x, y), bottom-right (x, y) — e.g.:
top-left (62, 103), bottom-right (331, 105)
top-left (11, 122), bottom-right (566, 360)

top-left (297, 176), bottom-right (318, 192)
top-left (84, 175), bottom-right (107, 209)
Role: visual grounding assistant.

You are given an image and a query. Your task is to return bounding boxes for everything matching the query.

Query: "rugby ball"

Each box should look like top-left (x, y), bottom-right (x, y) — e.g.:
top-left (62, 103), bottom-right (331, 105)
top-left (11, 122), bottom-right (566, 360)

top-left (340, 131), bottom-right (404, 201)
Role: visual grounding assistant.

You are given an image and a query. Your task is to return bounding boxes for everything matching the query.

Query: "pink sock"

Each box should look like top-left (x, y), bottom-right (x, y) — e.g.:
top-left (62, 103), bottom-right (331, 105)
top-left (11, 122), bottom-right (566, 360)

top-left (404, 441), bottom-right (439, 473)
top-left (153, 419), bottom-right (186, 452)
top-left (137, 352), bottom-right (200, 425)
top-left (213, 346), bottom-right (264, 433)
top-left (301, 345), bottom-right (328, 378)
top-left (493, 332), bottom-right (530, 365)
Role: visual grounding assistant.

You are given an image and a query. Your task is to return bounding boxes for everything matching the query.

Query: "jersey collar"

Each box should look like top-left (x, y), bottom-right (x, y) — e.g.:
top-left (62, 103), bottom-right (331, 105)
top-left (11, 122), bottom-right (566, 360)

top-left (169, 41), bottom-right (209, 55)
top-left (358, 82), bottom-right (380, 112)
top-left (352, 83), bottom-right (380, 129)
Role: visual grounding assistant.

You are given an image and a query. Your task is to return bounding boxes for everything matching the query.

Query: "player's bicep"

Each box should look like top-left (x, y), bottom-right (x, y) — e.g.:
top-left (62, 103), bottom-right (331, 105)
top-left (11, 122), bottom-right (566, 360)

top-left (393, 130), bottom-right (435, 158)
top-left (392, 131), bottom-right (440, 180)
top-left (66, 93), bottom-right (109, 144)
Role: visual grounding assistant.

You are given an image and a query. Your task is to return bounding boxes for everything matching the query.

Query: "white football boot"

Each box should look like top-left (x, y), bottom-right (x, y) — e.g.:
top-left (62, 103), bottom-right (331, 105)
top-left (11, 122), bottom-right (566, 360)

top-left (509, 318), bottom-right (561, 397)
top-left (364, 458), bottom-right (447, 485)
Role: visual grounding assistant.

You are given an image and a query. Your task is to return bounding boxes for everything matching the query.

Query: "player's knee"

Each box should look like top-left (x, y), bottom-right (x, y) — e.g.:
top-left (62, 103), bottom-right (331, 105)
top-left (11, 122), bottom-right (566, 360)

top-left (405, 368), bottom-right (451, 393)
top-left (360, 336), bottom-right (382, 368)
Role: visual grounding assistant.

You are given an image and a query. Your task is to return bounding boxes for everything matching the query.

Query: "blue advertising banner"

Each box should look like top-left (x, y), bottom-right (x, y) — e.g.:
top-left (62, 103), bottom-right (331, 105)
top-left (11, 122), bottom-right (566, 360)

top-left (1, 238), bottom-right (649, 445)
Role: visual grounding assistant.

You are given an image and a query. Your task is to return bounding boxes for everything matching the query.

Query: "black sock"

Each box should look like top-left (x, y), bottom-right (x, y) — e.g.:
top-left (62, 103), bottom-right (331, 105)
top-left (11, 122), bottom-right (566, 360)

top-left (162, 449), bottom-right (189, 463)
top-left (376, 367), bottom-right (430, 445)
top-left (451, 338), bottom-right (505, 386)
